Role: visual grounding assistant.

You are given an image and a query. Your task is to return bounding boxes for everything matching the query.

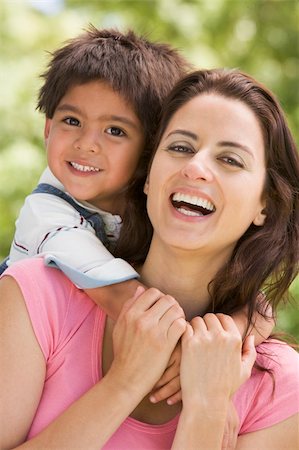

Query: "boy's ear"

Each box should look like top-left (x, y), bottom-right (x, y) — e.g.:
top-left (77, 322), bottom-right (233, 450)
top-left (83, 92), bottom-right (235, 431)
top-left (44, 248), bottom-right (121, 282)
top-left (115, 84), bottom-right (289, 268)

top-left (143, 177), bottom-right (149, 195)
top-left (44, 118), bottom-right (51, 143)
top-left (253, 206), bottom-right (267, 226)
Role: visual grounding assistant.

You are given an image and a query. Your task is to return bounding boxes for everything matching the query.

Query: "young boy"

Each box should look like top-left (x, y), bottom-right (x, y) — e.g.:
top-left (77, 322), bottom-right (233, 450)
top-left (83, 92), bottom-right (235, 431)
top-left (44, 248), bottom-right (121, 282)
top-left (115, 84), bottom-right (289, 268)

top-left (2, 26), bottom-right (273, 404)
top-left (2, 26), bottom-right (190, 312)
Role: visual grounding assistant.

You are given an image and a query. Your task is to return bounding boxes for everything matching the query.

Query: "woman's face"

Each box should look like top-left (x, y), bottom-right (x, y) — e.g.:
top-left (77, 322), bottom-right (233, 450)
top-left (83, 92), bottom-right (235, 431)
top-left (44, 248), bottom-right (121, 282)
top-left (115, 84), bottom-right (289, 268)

top-left (145, 93), bottom-right (267, 259)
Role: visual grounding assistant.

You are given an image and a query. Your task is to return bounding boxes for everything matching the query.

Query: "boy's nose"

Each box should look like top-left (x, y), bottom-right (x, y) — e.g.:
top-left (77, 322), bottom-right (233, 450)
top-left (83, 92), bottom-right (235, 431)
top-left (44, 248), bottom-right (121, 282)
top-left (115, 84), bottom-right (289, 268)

top-left (181, 154), bottom-right (214, 182)
top-left (74, 130), bottom-right (101, 153)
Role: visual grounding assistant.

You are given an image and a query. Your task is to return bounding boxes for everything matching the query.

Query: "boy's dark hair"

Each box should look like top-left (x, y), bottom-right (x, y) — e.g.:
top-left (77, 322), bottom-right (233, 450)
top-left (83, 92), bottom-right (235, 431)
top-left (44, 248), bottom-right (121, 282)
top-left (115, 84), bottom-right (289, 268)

top-left (38, 27), bottom-right (190, 262)
top-left (37, 26), bottom-right (190, 161)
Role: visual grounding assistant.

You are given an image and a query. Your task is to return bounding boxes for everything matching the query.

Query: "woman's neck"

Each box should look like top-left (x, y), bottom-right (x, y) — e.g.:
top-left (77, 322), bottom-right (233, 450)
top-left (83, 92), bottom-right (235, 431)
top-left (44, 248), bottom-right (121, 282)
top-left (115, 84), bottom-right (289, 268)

top-left (139, 236), bottom-right (229, 321)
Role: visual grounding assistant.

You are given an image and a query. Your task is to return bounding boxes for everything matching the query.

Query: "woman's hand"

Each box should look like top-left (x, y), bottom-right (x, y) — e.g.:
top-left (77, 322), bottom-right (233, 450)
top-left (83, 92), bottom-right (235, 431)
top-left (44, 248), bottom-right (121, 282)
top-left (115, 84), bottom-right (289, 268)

top-left (180, 313), bottom-right (256, 406)
top-left (222, 401), bottom-right (239, 450)
top-left (109, 286), bottom-right (187, 400)
top-left (172, 313), bottom-right (255, 450)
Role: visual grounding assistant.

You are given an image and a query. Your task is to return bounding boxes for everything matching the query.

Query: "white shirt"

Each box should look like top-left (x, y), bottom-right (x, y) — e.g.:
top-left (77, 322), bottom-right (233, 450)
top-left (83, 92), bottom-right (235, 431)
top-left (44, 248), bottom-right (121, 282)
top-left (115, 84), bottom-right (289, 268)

top-left (8, 167), bottom-right (138, 288)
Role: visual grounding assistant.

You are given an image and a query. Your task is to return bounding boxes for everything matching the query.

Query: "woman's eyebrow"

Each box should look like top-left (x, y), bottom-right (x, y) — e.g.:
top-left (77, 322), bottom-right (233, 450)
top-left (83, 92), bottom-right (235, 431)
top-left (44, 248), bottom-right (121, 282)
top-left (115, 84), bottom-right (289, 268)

top-left (218, 141), bottom-right (254, 158)
top-left (166, 129), bottom-right (198, 141)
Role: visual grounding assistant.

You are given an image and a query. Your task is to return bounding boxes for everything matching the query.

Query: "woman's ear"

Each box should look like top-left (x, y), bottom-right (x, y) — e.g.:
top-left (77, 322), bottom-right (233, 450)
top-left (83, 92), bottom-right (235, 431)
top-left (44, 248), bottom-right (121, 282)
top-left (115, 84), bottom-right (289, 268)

top-left (253, 207), bottom-right (267, 226)
top-left (143, 177), bottom-right (149, 195)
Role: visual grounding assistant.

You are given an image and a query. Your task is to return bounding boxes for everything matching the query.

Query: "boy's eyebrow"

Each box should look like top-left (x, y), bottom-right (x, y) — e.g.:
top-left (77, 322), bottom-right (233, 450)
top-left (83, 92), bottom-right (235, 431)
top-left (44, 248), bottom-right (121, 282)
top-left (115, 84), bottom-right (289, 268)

top-left (56, 104), bottom-right (81, 114)
top-left (105, 115), bottom-right (139, 130)
top-left (56, 104), bottom-right (139, 130)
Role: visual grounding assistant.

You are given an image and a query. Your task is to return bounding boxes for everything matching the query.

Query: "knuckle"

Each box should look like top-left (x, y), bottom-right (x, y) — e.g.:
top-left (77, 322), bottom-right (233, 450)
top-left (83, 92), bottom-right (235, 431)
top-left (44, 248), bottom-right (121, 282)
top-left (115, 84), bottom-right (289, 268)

top-left (148, 287), bottom-right (162, 298)
top-left (124, 307), bottom-right (136, 324)
top-left (135, 316), bottom-right (150, 333)
top-left (191, 316), bottom-right (202, 326)
top-left (203, 312), bottom-right (214, 319)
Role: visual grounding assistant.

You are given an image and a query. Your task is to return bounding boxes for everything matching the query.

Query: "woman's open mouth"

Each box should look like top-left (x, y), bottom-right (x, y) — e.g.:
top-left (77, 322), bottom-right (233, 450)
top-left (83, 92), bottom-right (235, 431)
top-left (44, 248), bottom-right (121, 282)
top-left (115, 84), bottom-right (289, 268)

top-left (171, 192), bottom-right (216, 217)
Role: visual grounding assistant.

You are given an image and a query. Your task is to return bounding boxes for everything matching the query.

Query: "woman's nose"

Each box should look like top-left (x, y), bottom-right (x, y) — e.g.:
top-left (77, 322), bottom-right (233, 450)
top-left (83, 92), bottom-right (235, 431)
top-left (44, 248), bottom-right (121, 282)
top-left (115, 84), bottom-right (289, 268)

top-left (181, 154), bottom-right (214, 182)
top-left (74, 129), bottom-right (100, 153)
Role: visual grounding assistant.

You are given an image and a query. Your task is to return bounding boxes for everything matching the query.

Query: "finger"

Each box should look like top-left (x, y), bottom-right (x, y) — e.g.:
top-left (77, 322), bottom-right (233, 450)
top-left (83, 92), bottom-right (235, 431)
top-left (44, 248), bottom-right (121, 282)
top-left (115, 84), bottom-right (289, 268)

top-left (242, 335), bottom-right (256, 363)
top-left (241, 335), bottom-right (256, 377)
top-left (149, 295), bottom-right (182, 321)
top-left (189, 316), bottom-right (206, 333)
top-left (166, 389), bottom-right (182, 405)
top-left (216, 313), bottom-right (240, 335)
top-left (159, 301), bottom-right (185, 330)
top-left (125, 287), bottom-right (165, 316)
top-left (168, 317), bottom-right (187, 345)
top-left (153, 364), bottom-right (175, 389)
top-left (203, 313), bottom-right (225, 331)
top-left (118, 286), bottom-right (146, 318)
top-left (150, 375), bottom-right (180, 404)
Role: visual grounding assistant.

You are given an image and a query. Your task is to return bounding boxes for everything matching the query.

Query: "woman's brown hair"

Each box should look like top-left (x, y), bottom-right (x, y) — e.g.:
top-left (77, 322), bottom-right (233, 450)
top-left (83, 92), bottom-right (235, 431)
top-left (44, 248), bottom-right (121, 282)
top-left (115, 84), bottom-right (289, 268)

top-left (117, 69), bottom-right (299, 331)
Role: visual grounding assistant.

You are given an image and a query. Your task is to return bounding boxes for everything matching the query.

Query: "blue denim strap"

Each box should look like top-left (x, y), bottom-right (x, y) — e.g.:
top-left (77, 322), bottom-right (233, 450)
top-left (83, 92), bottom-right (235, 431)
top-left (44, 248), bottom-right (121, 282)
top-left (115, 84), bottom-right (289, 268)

top-left (0, 257), bottom-right (8, 275)
top-left (32, 183), bottom-right (109, 247)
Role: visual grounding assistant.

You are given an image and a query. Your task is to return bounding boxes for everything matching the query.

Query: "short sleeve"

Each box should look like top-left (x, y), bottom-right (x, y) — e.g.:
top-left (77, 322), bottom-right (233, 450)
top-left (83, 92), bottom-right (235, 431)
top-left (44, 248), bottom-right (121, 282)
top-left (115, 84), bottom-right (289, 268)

top-left (2, 257), bottom-right (94, 360)
top-left (234, 340), bottom-right (299, 434)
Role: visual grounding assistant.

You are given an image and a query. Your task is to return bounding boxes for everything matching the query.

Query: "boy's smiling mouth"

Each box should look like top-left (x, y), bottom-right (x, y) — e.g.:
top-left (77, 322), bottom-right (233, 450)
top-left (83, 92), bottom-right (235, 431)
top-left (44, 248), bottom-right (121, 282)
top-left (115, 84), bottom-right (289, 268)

top-left (69, 161), bottom-right (100, 173)
top-left (171, 192), bottom-right (216, 217)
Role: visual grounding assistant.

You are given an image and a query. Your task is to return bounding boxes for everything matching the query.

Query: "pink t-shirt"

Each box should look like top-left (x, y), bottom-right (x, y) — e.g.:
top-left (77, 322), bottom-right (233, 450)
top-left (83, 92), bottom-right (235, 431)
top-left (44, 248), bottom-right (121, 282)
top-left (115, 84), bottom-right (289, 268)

top-left (3, 258), bottom-right (299, 448)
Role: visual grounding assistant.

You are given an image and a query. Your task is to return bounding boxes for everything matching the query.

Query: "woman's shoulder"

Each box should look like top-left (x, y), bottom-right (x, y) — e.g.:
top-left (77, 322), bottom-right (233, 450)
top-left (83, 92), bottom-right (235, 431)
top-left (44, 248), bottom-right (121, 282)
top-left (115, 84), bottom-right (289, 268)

top-left (3, 257), bottom-right (97, 359)
top-left (256, 338), bottom-right (299, 372)
top-left (234, 339), bottom-right (299, 434)
top-left (5, 256), bottom-right (75, 296)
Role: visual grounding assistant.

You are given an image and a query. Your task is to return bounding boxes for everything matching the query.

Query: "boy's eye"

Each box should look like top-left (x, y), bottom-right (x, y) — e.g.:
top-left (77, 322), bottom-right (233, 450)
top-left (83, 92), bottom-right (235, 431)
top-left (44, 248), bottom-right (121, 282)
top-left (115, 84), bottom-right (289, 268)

top-left (64, 117), bottom-right (80, 127)
top-left (219, 155), bottom-right (244, 168)
top-left (106, 127), bottom-right (126, 137)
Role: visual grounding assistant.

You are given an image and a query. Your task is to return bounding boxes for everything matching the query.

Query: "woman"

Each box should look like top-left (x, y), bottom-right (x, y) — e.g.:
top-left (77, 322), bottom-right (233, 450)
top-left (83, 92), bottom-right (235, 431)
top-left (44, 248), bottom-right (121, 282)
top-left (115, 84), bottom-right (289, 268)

top-left (1, 69), bottom-right (298, 449)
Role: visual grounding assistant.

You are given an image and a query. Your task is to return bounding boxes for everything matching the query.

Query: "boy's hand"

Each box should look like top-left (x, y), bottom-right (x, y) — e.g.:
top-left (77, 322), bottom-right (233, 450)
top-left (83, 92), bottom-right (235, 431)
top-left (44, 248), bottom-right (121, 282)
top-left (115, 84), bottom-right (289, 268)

top-left (149, 342), bottom-right (182, 405)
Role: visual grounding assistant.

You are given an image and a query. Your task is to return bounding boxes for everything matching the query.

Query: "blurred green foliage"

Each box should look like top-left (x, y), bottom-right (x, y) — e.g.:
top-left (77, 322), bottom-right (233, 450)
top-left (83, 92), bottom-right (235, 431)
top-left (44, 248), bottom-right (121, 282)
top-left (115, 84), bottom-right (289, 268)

top-left (0, 0), bottom-right (298, 338)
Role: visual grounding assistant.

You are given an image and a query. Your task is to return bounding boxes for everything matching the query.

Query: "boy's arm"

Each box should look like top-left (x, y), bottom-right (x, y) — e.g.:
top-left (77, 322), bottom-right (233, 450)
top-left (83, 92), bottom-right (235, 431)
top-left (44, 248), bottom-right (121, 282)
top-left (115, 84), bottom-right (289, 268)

top-left (85, 279), bottom-right (146, 321)
top-left (10, 191), bottom-right (139, 292)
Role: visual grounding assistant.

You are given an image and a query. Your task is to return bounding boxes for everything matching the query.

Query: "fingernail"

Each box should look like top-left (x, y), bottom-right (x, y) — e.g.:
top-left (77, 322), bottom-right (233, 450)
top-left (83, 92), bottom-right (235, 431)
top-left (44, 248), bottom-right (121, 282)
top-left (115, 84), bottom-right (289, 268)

top-left (149, 395), bottom-right (157, 403)
top-left (167, 399), bottom-right (173, 405)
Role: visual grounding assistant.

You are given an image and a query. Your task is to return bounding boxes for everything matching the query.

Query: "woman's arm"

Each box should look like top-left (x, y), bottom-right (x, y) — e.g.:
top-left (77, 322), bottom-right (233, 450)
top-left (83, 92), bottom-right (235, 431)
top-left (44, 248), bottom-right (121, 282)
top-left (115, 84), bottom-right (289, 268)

top-left (0, 276), bottom-right (46, 448)
top-left (172, 314), bottom-right (256, 450)
top-left (236, 414), bottom-right (299, 450)
top-left (0, 279), bottom-right (185, 450)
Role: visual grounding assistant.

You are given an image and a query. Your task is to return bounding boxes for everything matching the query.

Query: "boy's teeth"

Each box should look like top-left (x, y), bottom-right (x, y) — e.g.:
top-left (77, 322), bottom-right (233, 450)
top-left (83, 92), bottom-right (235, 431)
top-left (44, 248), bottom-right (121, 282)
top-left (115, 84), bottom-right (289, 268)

top-left (70, 162), bottom-right (99, 172)
top-left (172, 192), bottom-right (215, 211)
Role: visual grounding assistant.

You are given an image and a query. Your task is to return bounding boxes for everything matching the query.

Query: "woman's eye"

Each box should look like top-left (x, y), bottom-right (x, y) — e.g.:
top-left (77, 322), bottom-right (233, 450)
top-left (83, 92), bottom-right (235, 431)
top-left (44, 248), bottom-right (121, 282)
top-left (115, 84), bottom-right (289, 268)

top-left (64, 117), bottom-right (80, 126)
top-left (168, 144), bottom-right (194, 154)
top-left (106, 127), bottom-right (126, 137)
top-left (220, 156), bottom-right (244, 168)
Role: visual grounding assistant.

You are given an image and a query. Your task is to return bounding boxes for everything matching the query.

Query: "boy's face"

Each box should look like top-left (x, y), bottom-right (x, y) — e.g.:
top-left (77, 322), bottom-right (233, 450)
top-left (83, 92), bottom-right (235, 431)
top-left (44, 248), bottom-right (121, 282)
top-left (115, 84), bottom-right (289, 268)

top-left (44, 80), bottom-right (144, 215)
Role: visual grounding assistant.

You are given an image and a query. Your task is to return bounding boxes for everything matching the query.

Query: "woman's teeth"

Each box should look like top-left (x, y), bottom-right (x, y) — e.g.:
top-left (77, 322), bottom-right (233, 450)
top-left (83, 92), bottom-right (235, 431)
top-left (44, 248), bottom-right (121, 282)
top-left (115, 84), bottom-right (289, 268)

top-left (70, 162), bottom-right (100, 172)
top-left (177, 207), bottom-right (203, 217)
top-left (172, 192), bottom-right (215, 216)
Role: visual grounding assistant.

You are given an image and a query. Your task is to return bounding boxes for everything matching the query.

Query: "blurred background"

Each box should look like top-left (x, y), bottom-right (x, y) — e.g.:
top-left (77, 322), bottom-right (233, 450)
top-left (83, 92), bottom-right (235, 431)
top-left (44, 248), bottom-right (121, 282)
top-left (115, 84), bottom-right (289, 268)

top-left (0, 0), bottom-right (298, 338)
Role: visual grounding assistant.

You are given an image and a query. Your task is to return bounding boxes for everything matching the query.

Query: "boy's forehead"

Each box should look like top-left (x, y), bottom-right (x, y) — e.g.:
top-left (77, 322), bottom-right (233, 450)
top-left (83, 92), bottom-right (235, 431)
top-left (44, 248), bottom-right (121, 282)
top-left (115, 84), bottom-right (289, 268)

top-left (56, 80), bottom-right (143, 128)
